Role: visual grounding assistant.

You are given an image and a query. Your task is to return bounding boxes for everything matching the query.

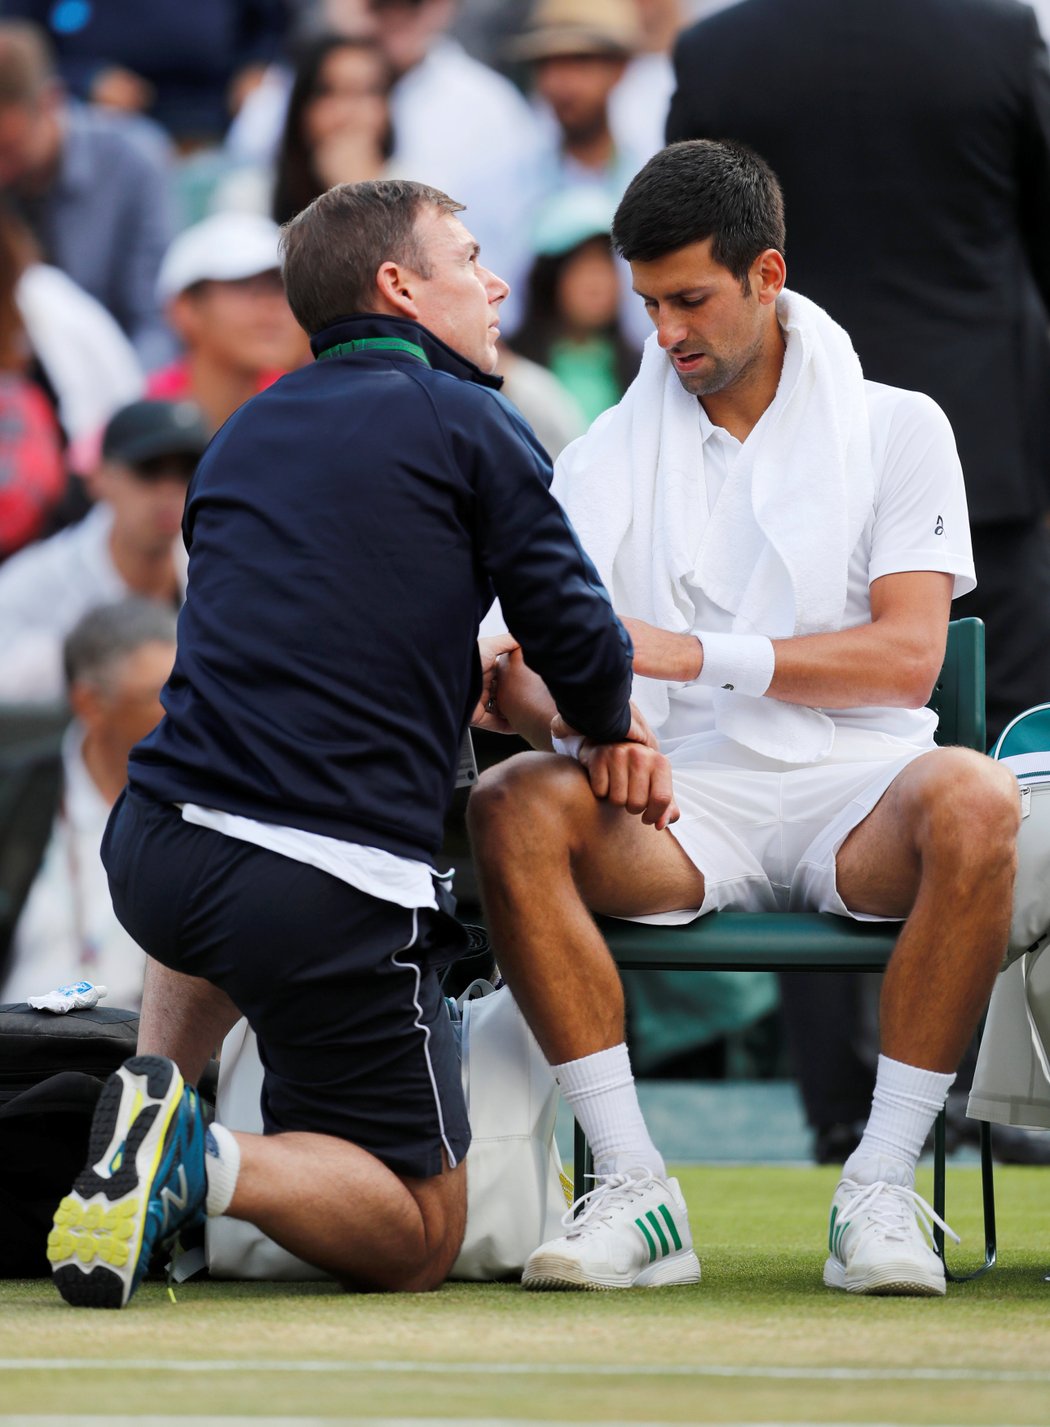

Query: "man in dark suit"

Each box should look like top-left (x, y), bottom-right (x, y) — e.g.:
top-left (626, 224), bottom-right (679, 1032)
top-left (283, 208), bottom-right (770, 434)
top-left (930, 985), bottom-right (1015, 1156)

top-left (667, 0), bottom-right (1050, 742)
top-left (666, 0), bottom-right (1050, 1158)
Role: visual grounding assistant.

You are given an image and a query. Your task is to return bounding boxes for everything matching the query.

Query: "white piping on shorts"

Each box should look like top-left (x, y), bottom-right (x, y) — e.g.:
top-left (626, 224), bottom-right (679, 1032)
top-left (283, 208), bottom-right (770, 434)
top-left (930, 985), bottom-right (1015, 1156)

top-left (392, 909), bottom-right (457, 1169)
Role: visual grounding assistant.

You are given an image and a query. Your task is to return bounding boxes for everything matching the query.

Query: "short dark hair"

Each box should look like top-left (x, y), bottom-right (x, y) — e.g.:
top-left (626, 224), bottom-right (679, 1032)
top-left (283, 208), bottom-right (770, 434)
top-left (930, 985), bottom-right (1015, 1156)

top-left (612, 140), bottom-right (785, 290)
top-left (279, 179), bottom-right (463, 335)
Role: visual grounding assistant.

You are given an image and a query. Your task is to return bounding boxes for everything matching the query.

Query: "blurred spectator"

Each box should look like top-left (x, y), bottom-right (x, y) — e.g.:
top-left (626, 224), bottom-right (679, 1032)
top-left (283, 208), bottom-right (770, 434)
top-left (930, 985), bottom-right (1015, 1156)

top-left (449, 0), bottom-right (532, 69)
top-left (514, 188), bottom-right (639, 423)
top-left (0, 398), bottom-right (206, 703)
top-left (451, 0), bottom-right (702, 76)
top-left (0, 202), bottom-right (64, 559)
top-left (0, 20), bottom-right (176, 370)
top-left (512, 0), bottom-right (653, 346)
top-left (0, 202), bottom-right (142, 487)
top-left (368, 0), bottom-right (544, 329)
top-left (271, 32), bottom-right (394, 224)
top-left (149, 212), bottom-right (308, 433)
top-left (227, 0), bottom-right (545, 329)
top-left (608, 1), bottom-right (683, 159)
top-left (0, 371), bottom-right (63, 562)
top-left (0, 597), bottom-right (178, 1009)
top-left (1, 0), bottom-right (289, 151)
top-left (515, 0), bottom-right (645, 195)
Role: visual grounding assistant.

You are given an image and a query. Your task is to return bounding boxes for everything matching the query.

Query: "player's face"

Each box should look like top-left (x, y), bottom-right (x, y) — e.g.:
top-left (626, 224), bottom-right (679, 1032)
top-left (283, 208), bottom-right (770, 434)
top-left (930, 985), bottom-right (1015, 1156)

top-left (631, 238), bottom-right (774, 399)
top-left (406, 209), bottom-right (509, 374)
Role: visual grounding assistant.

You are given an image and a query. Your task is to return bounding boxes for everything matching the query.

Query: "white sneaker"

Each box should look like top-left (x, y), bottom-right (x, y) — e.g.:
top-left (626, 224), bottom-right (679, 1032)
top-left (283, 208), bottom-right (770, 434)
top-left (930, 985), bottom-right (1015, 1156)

top-left (823, 1168), bottom-right (959, 1296)
top-left (522, 1170), bottom-right (700, 1291)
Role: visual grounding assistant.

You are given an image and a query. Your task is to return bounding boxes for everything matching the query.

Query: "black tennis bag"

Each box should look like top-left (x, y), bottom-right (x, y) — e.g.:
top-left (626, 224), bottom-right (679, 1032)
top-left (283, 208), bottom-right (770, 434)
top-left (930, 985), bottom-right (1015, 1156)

top-left (0, 1003), bottom-right (138, 1277)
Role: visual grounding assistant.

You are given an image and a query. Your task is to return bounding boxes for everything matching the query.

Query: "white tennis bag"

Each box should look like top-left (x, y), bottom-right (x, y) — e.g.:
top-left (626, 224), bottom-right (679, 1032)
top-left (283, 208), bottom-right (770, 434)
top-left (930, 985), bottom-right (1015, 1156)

top-left (205, 980), bottom-right (569, 1282)
top-left (968, 705), bottom-right (1050, 1128)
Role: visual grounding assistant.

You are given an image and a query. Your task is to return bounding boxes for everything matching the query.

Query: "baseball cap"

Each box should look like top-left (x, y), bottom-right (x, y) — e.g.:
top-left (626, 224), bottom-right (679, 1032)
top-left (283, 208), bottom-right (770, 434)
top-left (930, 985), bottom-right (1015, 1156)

top-left (508, 0), bottom-right (642, 61)
top-left (157, 212), bottom-right (283, 303)
top-left (102, 399), bottom-right (210, 467)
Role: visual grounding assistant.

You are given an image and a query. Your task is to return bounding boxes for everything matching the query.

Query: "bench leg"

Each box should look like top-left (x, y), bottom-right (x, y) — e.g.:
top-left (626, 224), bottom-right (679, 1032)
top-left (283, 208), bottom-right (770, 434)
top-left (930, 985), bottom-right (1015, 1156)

top-left (573, 1120), bottom-right (594, 1208)
top-left (933, 1110), bottom-right (997, 1281)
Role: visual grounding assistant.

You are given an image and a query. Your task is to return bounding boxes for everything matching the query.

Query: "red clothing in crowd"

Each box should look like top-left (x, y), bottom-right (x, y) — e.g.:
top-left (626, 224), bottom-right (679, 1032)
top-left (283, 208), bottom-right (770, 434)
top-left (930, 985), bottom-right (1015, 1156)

top-left (146, 362), bottom-right (283, 404)
top-left (0, 375), bottom-right (65, 561)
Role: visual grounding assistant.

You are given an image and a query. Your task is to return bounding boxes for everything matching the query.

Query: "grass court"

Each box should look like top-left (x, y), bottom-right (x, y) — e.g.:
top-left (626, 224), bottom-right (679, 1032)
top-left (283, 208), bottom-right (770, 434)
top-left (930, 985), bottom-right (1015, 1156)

top-left (2, 1163), bottom-right (1050, 1425)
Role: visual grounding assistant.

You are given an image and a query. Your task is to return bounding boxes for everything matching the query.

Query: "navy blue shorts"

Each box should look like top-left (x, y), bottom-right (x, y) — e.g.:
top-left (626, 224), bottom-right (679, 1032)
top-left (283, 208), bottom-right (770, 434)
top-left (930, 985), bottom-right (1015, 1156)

top-left (102, 788), bottom-right (471, 1180)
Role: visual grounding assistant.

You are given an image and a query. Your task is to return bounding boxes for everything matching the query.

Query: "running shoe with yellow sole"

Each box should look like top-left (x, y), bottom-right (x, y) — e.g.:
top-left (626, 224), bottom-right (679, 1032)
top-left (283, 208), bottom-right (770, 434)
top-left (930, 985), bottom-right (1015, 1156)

top-left (48, 1054), bottom-right (206, 1308)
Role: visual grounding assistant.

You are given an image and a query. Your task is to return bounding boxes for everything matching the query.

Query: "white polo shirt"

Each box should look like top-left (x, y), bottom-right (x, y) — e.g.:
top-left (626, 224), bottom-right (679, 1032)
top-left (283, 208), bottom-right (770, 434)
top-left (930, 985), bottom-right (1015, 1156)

top-left (657, 380), bottom-right (975, 754)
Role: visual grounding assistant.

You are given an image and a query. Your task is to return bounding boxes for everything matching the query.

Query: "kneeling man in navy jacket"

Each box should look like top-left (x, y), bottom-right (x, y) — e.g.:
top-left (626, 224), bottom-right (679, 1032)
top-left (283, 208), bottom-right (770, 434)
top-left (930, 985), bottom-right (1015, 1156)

top-left (47, 178), bottom-right (687, 1307)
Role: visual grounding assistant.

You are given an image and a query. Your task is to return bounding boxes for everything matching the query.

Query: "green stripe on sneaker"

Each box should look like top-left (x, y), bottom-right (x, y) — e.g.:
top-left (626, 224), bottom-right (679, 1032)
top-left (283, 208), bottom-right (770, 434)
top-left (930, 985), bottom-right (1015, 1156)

top-left (834, 1218), bottom-right (850, 1258)
top-left (657, 1203), bottom-right (682, 1251)
top-left (635, 1217), bottom-right (657, 1263)
top-left (646, 1210), bottom-right (670, 1256)
top-left (829, 1206), bottom-right (838, 1254)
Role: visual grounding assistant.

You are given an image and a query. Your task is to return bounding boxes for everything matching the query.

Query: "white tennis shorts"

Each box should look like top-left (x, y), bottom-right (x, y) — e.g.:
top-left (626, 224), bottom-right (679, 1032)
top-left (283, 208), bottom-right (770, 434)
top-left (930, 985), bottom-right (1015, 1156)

top-left (637, 727), bottom-right (934, 926)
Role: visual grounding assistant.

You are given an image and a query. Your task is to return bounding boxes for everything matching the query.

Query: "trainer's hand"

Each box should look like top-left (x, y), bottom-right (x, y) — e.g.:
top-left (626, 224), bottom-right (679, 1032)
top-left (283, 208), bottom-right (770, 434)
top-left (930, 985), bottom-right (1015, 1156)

top-left (578, 739), bottom-right (680, 831)
top-left (471, 632), bottom-right (520, 732)
top-left (550, 701), bottom-right (657, 749)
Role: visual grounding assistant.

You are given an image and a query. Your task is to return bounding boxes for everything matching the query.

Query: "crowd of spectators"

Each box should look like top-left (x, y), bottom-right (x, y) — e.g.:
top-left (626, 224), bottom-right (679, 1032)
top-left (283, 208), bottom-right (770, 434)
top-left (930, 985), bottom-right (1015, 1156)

top-left (1, 0), bottom-right (1049, 1140)
top-left (0, 0), bottom-right (705, 579)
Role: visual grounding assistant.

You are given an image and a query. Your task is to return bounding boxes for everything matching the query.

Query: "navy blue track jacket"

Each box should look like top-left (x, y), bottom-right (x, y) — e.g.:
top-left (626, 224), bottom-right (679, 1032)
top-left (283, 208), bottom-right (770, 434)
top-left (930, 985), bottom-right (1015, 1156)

top-left (130, 314), bottom-right (633, 863)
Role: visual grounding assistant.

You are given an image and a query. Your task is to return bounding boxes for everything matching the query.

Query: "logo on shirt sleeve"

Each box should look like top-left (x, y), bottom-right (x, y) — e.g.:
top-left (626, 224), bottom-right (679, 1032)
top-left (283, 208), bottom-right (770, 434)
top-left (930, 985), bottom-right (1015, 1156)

top-left (934, 515), bottom-right (944, 536)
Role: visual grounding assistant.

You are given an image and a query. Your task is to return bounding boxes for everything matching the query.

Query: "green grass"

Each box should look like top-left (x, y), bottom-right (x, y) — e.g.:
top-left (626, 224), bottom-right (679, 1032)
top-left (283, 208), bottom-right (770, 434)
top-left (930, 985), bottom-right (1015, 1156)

top-left (2, 1164), bottom-right (1050, 1423)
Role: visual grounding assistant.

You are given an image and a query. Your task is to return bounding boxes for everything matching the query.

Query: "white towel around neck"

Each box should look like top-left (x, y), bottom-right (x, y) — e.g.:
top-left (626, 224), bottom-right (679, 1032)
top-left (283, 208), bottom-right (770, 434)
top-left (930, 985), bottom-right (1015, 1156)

top-left (551, 289), bottom-right (874, 764)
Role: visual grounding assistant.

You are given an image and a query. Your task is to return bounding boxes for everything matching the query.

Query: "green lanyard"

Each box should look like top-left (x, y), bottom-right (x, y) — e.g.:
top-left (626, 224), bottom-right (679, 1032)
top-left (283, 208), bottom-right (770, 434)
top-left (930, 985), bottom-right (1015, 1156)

top-left (316, 336), bottom-right (431, 366)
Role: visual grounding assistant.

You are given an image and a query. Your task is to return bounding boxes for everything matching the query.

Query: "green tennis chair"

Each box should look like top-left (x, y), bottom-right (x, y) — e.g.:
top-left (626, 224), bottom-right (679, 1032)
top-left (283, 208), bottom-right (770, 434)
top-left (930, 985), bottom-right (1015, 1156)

top-left (575, 616), bottom-right (996, 1282)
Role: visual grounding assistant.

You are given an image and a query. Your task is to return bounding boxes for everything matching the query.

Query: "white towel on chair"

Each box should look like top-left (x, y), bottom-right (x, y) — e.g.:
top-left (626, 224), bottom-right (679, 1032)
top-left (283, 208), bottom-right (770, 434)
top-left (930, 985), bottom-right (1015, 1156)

top-left (552, 288), bottom-right (874, 764)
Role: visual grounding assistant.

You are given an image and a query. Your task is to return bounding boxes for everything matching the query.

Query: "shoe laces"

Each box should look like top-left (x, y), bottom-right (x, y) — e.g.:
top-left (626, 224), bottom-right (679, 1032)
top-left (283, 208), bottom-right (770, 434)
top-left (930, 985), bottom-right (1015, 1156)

top-left (842, 1178), bottom-right (960, 1248)
top-left (561, 1169), bottom-right (658, 1234)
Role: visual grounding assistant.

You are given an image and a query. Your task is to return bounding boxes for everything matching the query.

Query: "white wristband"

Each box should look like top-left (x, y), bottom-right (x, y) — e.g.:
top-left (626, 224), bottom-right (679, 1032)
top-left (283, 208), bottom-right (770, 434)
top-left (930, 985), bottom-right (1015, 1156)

top-left (551, 732), bottom-right (585, 760)
top-left (695, 632), bottom-right (775, 697)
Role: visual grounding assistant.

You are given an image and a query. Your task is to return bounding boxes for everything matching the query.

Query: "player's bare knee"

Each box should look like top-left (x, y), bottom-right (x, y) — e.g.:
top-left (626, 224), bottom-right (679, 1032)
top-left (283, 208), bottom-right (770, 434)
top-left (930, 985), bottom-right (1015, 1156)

top-left (914, 749), bottom-right (1021, 872)
top-left (468, 753), bottom-right (585, 850)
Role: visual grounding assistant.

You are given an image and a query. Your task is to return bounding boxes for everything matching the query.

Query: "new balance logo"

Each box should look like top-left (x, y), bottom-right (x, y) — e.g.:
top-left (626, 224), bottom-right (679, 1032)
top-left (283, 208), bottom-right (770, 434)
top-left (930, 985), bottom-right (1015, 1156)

top-left (160, 1166), bottom-right (189, 1233)
top-left (634, 1205), bottom-right (683, 1263)
top-left (829, 1205), bottom-right (850, 1259)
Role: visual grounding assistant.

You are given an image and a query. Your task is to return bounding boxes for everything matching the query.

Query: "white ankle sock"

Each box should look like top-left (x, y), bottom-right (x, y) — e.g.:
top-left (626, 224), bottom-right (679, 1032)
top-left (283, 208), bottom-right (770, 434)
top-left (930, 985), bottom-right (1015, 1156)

top-left (844, 1054), bottom-right (955, 1183)
top-left (204, 1121), bottom-right (241, 1217)
top-left (553, 1043), bottom-right (667, 1180)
